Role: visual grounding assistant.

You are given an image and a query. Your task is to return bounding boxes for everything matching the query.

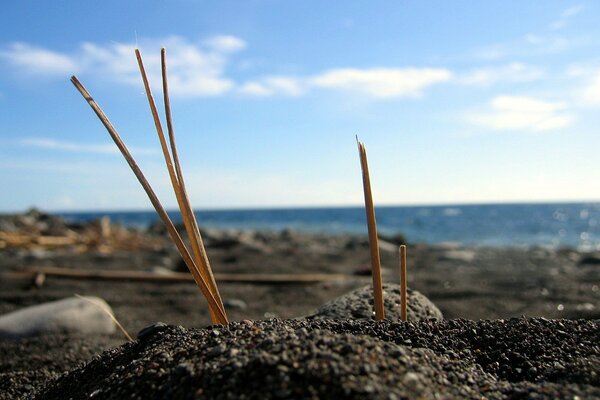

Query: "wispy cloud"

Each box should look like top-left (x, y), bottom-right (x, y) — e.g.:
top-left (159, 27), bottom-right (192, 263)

top-left (581, 72), bottom-right (600, 105)
top-left (0, 35), bottom-right (244, 97)
top-left (0, 43), bottom-right (78, 76)
top-left (550, 5), bottom-right (584, 30)
top-left (310, 68), bottom-right (452, 99)
top-left (203, 35), bottom-right (246, 53)
top-left (1, 37), bottom-right (452, 101)
top-left (19, 138), bottom-right (157, 155)
top-left (466, 95), bottom-right (574, 132)
top-left (239, 76), bottom-right (304, 97)
top-left (460, 62), bottom-right (544, 86)
top-left (474, 33), bottom-right (571, 61)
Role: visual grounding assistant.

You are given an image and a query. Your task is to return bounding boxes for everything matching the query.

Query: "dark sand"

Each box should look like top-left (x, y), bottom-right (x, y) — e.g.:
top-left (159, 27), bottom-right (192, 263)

top-left (1, 211), bottom-right (599, 398)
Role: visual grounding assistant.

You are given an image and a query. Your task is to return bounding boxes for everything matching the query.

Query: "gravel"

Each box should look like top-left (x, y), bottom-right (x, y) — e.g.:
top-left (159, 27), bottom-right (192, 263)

top-left (36, 318), bottom-right (600, 399)
top-left (308, 283), bottom-right (443, 321)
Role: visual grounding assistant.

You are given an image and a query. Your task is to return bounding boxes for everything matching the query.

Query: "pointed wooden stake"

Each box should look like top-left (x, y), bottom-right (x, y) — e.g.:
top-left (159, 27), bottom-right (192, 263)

top-left (357, 137), bottom-right (385, 320)
top-left (400, 244), bottom-right (407, 321)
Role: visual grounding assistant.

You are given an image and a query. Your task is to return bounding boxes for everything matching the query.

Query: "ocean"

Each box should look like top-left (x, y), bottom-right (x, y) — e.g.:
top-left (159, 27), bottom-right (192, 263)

top-left (60, 202), bottom-right (600, 251)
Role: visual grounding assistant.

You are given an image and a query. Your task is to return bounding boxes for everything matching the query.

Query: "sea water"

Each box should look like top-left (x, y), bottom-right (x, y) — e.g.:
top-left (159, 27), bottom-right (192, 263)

top-left (60, 202), bottom-right (600, 250)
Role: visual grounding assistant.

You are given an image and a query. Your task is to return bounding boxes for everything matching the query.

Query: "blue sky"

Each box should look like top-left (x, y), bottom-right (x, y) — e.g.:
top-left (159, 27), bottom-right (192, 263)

top-left (1, 1), bottom-right (599, 211)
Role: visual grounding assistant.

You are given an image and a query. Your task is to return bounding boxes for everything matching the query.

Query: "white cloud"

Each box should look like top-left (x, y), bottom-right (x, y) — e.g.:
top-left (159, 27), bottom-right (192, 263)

top-left (19, 138), bottom-right (157, 156)
top-left (550, 5), bottom-right (584, 30)
top-left (239, 82), bottom-right (272, 96)
top-left (581, 73), bottom-right (600, 105)
top-left (461, 63), bottom-right (544, 86)
top-left (80, 36), bottom-right (237, 97)
top-left (310, 68), bottom-right (452, 99)
top-left (466, 95), bottom-right (574, 132)
top-left (1, 36), bottom-right (244, 97)
top-left (239, 76), bottom-right (304, 97)
top-left (0, 42), bottom-right (78, 76)
top-left (2, 38), bottom-right (452, 101)
top-left (203, 35), bottom-right (246, 53)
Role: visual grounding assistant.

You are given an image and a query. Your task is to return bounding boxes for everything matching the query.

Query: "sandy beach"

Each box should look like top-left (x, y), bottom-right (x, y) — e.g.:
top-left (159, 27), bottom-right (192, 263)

top-left (1, 210), bottom-right (599, 398)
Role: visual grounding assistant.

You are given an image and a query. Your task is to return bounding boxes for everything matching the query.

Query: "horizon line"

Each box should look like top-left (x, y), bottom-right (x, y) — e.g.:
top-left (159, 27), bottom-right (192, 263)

top-left (5, 198), bottom-right (599, 215)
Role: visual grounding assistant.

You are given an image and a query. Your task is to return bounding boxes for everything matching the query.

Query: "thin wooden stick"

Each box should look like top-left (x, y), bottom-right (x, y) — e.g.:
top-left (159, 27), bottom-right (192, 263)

top-left (356, 138), bottom-right (385, 320)
top-left (7, 267), bottom-right (351, 284)
top-left (159, 48), bottom-right (225, 322)
top-left (70, 76), bottom-right (227, 325)
top-left (134, 49), bottom-right (227, 324)
top-left (399, 244), bottom-right (407, 321)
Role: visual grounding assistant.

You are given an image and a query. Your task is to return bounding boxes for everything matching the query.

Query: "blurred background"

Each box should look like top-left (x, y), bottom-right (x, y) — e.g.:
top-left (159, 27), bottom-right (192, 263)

top-left (0, 1), bottom-right (599, 248)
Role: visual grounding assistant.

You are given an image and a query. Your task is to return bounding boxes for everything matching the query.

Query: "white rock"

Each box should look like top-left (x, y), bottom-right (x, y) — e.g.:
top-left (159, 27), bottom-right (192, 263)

top-left (0, 296), bottom-right (117, 340)
top-left (441, 249), bottom-right (476, 262)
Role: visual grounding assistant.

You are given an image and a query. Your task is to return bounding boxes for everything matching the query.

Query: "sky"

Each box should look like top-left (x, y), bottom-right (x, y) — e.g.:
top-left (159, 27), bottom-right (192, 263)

top-left (1, 1), bottom-right (599, 212)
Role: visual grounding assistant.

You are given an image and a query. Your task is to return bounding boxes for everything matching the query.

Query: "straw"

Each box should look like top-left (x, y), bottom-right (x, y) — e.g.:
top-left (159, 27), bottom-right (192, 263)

top-left (134, 49), bottom-right (226, 324)
top-left (356, 137), bottom-right (385, 320)
top-left (75, 294), bottom-right (133, 342)
top-left (399, 244), bottom-right (407, 321)
top-left (160, 48), bottom-right (225, 321)
top-left (70, 76), bottom-right (227, 324)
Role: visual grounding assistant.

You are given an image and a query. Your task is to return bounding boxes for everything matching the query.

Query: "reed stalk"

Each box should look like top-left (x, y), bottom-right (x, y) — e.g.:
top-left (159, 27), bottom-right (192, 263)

top-left (135, 49), bottom-right (226, 324)
top-left (400, 244), bottom-right (407, 321)
top-left (70, 76), bottom-right (228, 324)
top-left (357, 138), bottom-right (385, 320)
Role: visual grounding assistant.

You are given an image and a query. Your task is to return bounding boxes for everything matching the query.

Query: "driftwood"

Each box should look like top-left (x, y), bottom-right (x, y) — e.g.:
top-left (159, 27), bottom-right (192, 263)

top-left (4, 266), bottom-right (352, 285)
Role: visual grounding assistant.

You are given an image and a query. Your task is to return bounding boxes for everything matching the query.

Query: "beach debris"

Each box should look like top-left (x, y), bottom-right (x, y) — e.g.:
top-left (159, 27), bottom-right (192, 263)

top-left (356, 137), bottom-right (385, 320)
top-left (71, 48), bottom-right (228, 324)
top-left (0, 296), bottom-right (117, 340)
top-left (6, 266), bottom-right (351, 284)
top-left (400, 244), bottom-right (408, 321)
top-left (306, 283), bottom-right (442, 321)
top-left (0, 210), bottom-right (164, 253)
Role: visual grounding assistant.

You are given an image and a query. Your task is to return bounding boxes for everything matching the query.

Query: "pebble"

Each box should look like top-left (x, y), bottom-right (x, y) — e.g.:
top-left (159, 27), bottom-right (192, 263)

top-left (0, 296), bottom-right (116, 340)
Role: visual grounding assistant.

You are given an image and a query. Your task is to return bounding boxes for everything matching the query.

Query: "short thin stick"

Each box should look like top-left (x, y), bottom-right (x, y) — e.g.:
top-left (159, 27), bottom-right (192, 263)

top-left (134, 49), bottom-right (227, 324)
top-left (399, 245), bottom-right (407, 321)
top-left (70, 76), bottom-right (227, 325)
top-left (357, 138), bottom-right (385, 320)
top-left (159, 48), bottom-right (225, 322)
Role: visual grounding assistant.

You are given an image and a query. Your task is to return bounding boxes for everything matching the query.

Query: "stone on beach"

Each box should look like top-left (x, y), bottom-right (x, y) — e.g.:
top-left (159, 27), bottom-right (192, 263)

top-left (308, 283), bottom-right (443, 321)
top-left (0, 296), bottom-right (116, 340)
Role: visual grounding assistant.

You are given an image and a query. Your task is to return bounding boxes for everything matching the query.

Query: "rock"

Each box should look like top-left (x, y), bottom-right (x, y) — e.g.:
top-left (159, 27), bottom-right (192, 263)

top-left (146, 266), bottom-right (173, 275)
top-left (379, 233), bottom-right (407, 245)
top-left (307, 283), bottom-right (443, 321)
top-left (378, 239), bottom-right (399, 253)
top-left (137, 322), bottom-right (168, 340)
top-left (579, 253), bottom-right (600, 265)
top-left (0, 296), bottom-right (117, 340)
top-left (440, 249), bottom-right (476, 263)
top-left (224, 299), bottom-right (247, 310)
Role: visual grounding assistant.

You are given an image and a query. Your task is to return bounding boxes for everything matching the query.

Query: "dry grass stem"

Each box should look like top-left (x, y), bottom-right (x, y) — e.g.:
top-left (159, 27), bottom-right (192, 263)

top-left (70, 76), bottom-right (227, 324)
top-left (135, 49), bottom-right (226, 324)
top-left (356, 138), bottom-right (385, 320)
top-left (75, 294), bottom-right (133, 342)
top-left (159, 48), bottom-right (225, 322)
top-left (400, 244), bottom-right (407, 321)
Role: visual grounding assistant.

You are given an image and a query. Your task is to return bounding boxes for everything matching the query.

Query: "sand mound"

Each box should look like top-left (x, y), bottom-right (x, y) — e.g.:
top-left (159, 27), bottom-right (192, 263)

top-left (38, 318), bottom-right (600, 399)
top-left (308, 283), bottom-right (443, 321)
